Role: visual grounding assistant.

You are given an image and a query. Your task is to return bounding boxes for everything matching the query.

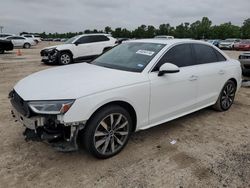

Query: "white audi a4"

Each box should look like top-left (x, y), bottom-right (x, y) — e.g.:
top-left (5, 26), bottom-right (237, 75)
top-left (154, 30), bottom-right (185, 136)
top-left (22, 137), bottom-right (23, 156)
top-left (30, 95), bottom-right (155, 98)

top-left (10, 39), bottom-right (242, 158)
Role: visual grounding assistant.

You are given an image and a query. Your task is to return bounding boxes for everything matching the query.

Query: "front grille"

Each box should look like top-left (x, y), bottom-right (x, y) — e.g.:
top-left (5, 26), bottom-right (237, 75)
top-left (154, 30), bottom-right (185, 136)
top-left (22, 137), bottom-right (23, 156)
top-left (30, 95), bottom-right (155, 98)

top-left (10, 90), bottom-right (31, 117)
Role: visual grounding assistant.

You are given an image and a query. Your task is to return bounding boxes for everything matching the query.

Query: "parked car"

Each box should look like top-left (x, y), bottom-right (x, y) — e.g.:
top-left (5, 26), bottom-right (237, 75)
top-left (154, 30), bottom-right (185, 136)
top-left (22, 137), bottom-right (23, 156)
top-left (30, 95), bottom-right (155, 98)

top-left (40, 34), bottom-right (117, 65)
top-left (0, 39), bottom-right (14, 54)
top-left (154, 35), bottom-right (174, 39)
top-left (21, 34), bottom-right (42, 44)
top-left (5, 36), bottom-right (36, 48)
top-left (0, 33), bottom-right (14, 39)
top-left (207, 40), bottom-right (221, 47)
top-left (10, 39), bottom-right (241, 158)
top-left (219, 38), bottom-right (241, 50)
top-left (116, 38), bottom-right (130, 44)
top-left (239, 52), bottom-right (250, 77)
top-left (234, 40), bottom-right (250, 51)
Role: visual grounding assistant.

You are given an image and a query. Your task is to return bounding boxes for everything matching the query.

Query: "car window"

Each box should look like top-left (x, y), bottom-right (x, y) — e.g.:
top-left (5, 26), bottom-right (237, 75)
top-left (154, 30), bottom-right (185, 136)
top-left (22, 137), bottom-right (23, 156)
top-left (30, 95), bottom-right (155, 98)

top-left (94, 35), bottom-right (110, 42)
top-left (153, 43), bottom-right (194, 71)
top-left (213, 49), bottom-right (226, 62)
top-left (193, 44), bottom-right (218, 64)
top-left (76, 36), bottom-right (91, 44)
top-left (14, 36), bottom-right (24, 40)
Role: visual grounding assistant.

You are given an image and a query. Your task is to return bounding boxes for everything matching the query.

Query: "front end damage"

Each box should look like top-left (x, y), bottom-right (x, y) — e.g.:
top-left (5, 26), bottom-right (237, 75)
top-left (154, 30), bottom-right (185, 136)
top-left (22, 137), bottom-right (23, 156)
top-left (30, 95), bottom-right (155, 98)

top-left (40, 48), bottom-right (59, 64)
top-left (9, 90), bottom-right (85, 152)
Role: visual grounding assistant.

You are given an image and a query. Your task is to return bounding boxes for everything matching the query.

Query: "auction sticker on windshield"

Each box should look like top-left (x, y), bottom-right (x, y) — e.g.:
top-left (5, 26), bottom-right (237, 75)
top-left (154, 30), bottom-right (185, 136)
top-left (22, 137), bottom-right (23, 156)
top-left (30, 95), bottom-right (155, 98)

top-left (136, 50), bottom-right (155, 56)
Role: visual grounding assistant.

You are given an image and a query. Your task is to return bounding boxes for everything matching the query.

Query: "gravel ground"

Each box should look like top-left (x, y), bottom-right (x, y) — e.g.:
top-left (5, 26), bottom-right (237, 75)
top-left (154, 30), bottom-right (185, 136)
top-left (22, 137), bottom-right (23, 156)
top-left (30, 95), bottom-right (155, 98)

top-left (0, 42), bottom-right (249, 188)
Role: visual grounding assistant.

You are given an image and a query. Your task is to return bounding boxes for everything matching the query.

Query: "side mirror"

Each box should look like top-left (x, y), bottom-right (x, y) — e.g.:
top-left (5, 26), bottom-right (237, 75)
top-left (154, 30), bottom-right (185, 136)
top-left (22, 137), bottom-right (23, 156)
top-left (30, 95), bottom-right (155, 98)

top-left (158, 63), bottom-right (180, 76)
top-left (74, 41), bottom-right (80, 46)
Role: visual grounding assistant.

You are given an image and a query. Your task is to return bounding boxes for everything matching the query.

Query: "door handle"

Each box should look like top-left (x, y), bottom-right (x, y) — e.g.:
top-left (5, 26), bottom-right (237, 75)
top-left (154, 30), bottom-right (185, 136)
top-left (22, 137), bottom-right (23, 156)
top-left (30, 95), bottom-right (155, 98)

top-left (218, 70), bottom-right (225, 75)
top-left (189, 75), bottom-right (198, 81)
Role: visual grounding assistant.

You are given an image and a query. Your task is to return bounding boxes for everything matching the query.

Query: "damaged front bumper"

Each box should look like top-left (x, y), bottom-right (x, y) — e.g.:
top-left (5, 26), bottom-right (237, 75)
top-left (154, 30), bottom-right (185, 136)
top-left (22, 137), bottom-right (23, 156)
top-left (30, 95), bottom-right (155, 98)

top-left (40, 48), bottom-right (59, 64)
top-left (11, 107), bottom-right (85, 152)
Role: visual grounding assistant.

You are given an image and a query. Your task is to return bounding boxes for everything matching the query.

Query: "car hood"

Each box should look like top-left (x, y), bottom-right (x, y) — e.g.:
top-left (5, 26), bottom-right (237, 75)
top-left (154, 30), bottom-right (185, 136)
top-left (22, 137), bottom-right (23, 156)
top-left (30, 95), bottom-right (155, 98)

top-left (43, 44), bottom-right (73, 50)
top-left (14, 63), bottom-right (147, 101)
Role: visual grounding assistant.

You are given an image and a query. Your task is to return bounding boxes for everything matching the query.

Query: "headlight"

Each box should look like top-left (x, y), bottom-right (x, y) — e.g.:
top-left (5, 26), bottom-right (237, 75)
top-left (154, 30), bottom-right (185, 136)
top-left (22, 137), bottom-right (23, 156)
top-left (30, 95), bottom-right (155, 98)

top-left (28, 100), bottom-right (75, 114)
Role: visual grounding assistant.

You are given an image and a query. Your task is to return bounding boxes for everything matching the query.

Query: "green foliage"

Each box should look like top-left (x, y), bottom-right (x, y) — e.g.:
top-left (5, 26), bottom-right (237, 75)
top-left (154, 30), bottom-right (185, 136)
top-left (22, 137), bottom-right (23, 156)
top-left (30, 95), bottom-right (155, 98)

top-left (242, 18), bottom-right (250, 39)
top-left (28, 17), bottom-right (249, 39)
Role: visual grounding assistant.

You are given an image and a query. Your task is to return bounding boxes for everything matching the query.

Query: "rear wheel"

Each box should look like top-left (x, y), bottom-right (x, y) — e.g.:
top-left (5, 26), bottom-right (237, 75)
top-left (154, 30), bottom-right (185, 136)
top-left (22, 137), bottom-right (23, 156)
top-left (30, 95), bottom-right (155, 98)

top-left (23, 43), bottom-right (31, 49)
top-left (0, 49), bottom-right (4, 54)
top-left (58, 52), bottom-right (72, 65)
top-left (213, 80), bottom-right (236, 111)
top-left (82, 105), bottom-right (132, 159)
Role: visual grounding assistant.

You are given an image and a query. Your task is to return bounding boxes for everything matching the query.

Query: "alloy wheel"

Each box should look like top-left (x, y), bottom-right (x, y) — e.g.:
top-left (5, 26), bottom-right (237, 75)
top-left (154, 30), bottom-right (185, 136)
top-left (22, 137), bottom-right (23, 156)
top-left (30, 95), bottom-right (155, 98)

top-left (221, 82), bottom-right (236, 110)
top-left (60, 54), bottom-right (71, 64)
top-left (94, 113), bottom-right (129, 155)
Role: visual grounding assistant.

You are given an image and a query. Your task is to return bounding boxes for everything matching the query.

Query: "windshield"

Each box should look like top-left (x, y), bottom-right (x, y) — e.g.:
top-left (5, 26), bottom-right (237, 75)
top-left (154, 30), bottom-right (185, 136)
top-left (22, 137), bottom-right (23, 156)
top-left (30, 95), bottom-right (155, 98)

top-left (65, 36), bottom-right (78, 44)
top-left (92, 42), bottom-right (165, 72)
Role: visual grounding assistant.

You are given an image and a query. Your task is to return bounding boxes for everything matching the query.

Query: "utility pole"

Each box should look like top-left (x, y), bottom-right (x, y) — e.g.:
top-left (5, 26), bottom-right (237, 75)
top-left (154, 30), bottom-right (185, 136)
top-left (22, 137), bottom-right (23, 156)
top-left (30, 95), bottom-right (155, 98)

top-left (0, 26), bottom-right (3, 33)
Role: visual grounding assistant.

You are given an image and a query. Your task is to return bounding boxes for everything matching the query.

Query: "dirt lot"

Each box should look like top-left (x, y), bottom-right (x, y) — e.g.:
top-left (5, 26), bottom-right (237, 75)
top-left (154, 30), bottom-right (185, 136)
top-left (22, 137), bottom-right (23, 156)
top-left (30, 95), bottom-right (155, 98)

top-left (0, 42), bottom-right (249, 188)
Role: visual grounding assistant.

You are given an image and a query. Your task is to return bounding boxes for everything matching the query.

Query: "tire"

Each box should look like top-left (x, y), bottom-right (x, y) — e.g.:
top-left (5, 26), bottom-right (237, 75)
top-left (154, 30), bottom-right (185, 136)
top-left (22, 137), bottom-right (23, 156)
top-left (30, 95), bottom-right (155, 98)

top-left (58, 52), bottom-right (72, 65)
top-left (213, 80), bottom-right (236, 111)
top-left (34, 40), bottom-right (39, 44)
top-left (82, 105), bottom-right (132, 159)
top-left (23, 43), bottom-right (31, 49)
top-left (0, 49), bottom-right (4, 54)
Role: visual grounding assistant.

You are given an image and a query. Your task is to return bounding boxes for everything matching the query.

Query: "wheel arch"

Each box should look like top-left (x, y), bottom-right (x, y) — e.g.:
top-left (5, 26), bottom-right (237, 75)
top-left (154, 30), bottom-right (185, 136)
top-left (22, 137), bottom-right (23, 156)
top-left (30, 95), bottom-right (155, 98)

top-left (59, 49), bottom-right (73, 58)
top-left (229, 78), bottom-right (237, 88)
top-left (86, 100), bottom-right (137, 132)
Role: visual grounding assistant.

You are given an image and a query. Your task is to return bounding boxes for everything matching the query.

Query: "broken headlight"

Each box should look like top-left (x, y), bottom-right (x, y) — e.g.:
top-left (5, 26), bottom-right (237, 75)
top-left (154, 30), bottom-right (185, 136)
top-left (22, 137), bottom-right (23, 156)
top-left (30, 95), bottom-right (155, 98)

top-left (28, 100), bottom-right (75, 115)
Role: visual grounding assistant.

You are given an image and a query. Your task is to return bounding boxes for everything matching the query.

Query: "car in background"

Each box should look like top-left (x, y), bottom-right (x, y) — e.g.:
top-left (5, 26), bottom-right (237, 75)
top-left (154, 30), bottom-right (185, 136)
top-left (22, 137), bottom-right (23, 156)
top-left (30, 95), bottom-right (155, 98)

top-left (10, 39), bottom-right (241, 158)
top-left (207, 40), bottom-right (221, 47)
top-left (239, 52), bottom-right (250, 77)
top-left (0, 33), bottom-right (14, 39)
top-left (21, 34), bottom-right (42, 44)
top-left (154, 35), bottom-right (174, 39)
top-left (234, 40), bottom-right (250, 51)
top-left (116, 38), bottom-right (129, 44)
top-left (0, 39), bottom-right (14, 54)
top-left (5, 36), bottom-right (36, 48)
top-left (219, 38), bottom-right (241, 50)
top-left (40, 33), bottom-right (117, 65)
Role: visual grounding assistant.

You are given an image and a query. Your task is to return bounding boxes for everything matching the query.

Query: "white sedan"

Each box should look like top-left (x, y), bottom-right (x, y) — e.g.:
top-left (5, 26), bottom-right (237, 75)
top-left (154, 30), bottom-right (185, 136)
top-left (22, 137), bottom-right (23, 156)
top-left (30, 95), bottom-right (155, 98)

top-left (5, 36), bottom-right (36, 48)
top-left (10, 39), bottom-right (242, 158)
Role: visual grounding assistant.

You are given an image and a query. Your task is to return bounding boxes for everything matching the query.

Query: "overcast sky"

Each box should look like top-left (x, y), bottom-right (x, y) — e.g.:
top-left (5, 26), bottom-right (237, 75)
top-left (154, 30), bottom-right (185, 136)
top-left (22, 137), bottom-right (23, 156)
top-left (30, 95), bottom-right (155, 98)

top-left (1, 0), bottom-right (249, 34)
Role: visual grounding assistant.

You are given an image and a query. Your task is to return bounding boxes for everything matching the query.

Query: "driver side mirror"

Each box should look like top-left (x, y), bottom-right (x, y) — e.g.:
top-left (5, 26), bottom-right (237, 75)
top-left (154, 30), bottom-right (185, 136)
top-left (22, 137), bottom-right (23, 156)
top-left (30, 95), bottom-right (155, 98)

top-left (74, 41), bottom-right (80, 46)
top-left (158, 63), bottom-right (180, 76)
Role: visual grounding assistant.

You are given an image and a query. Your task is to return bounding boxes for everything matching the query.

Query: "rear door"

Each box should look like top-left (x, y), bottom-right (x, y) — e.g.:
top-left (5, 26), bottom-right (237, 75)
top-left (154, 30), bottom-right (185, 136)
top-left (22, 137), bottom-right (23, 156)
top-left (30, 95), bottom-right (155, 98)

top-left (88, 35), bottom-right (111, 55)
top-left (192, 43), bottom-right (228, 107)
top-left (149, 43), bottom-right (198, 125)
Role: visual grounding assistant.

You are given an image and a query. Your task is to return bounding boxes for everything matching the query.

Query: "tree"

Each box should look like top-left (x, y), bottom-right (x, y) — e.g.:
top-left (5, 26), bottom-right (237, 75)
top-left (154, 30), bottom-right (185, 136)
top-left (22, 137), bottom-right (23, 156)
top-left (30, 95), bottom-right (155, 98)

top-left (241, 18), bottom-right (250, 39)
top-left (104, 26), bottom-right (112, 34)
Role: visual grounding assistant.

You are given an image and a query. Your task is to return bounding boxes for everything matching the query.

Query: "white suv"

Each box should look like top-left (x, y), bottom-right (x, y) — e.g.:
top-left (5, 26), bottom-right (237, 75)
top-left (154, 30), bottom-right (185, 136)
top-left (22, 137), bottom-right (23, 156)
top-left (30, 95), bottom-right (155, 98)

top-left (5, 36), bottom-right (36, 48)
top-left (22, 34), bottom-right (42, 44)
top-left (40, 34), bottom-right (117, 65)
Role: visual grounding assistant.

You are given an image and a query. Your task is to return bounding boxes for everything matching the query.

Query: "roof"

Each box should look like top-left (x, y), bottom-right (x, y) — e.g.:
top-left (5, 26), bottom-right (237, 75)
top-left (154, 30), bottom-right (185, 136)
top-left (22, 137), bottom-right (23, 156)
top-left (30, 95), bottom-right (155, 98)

top-left (127, 38), bottom-right (209, 46)
top-left (77, 33), bottom-right (111, 37)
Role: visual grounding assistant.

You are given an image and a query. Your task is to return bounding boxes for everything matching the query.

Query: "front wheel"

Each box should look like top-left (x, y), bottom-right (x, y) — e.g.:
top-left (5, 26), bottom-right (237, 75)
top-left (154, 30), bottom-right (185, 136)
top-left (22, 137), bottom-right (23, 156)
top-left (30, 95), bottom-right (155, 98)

top-left (0, 49), bottom-right (4, 54)
top-left (58, 52), bottom-right (72, 65)
top-left (82, 105), bottom-right (132, 159)
top-left (213, 80), bottom-right (236, 111)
